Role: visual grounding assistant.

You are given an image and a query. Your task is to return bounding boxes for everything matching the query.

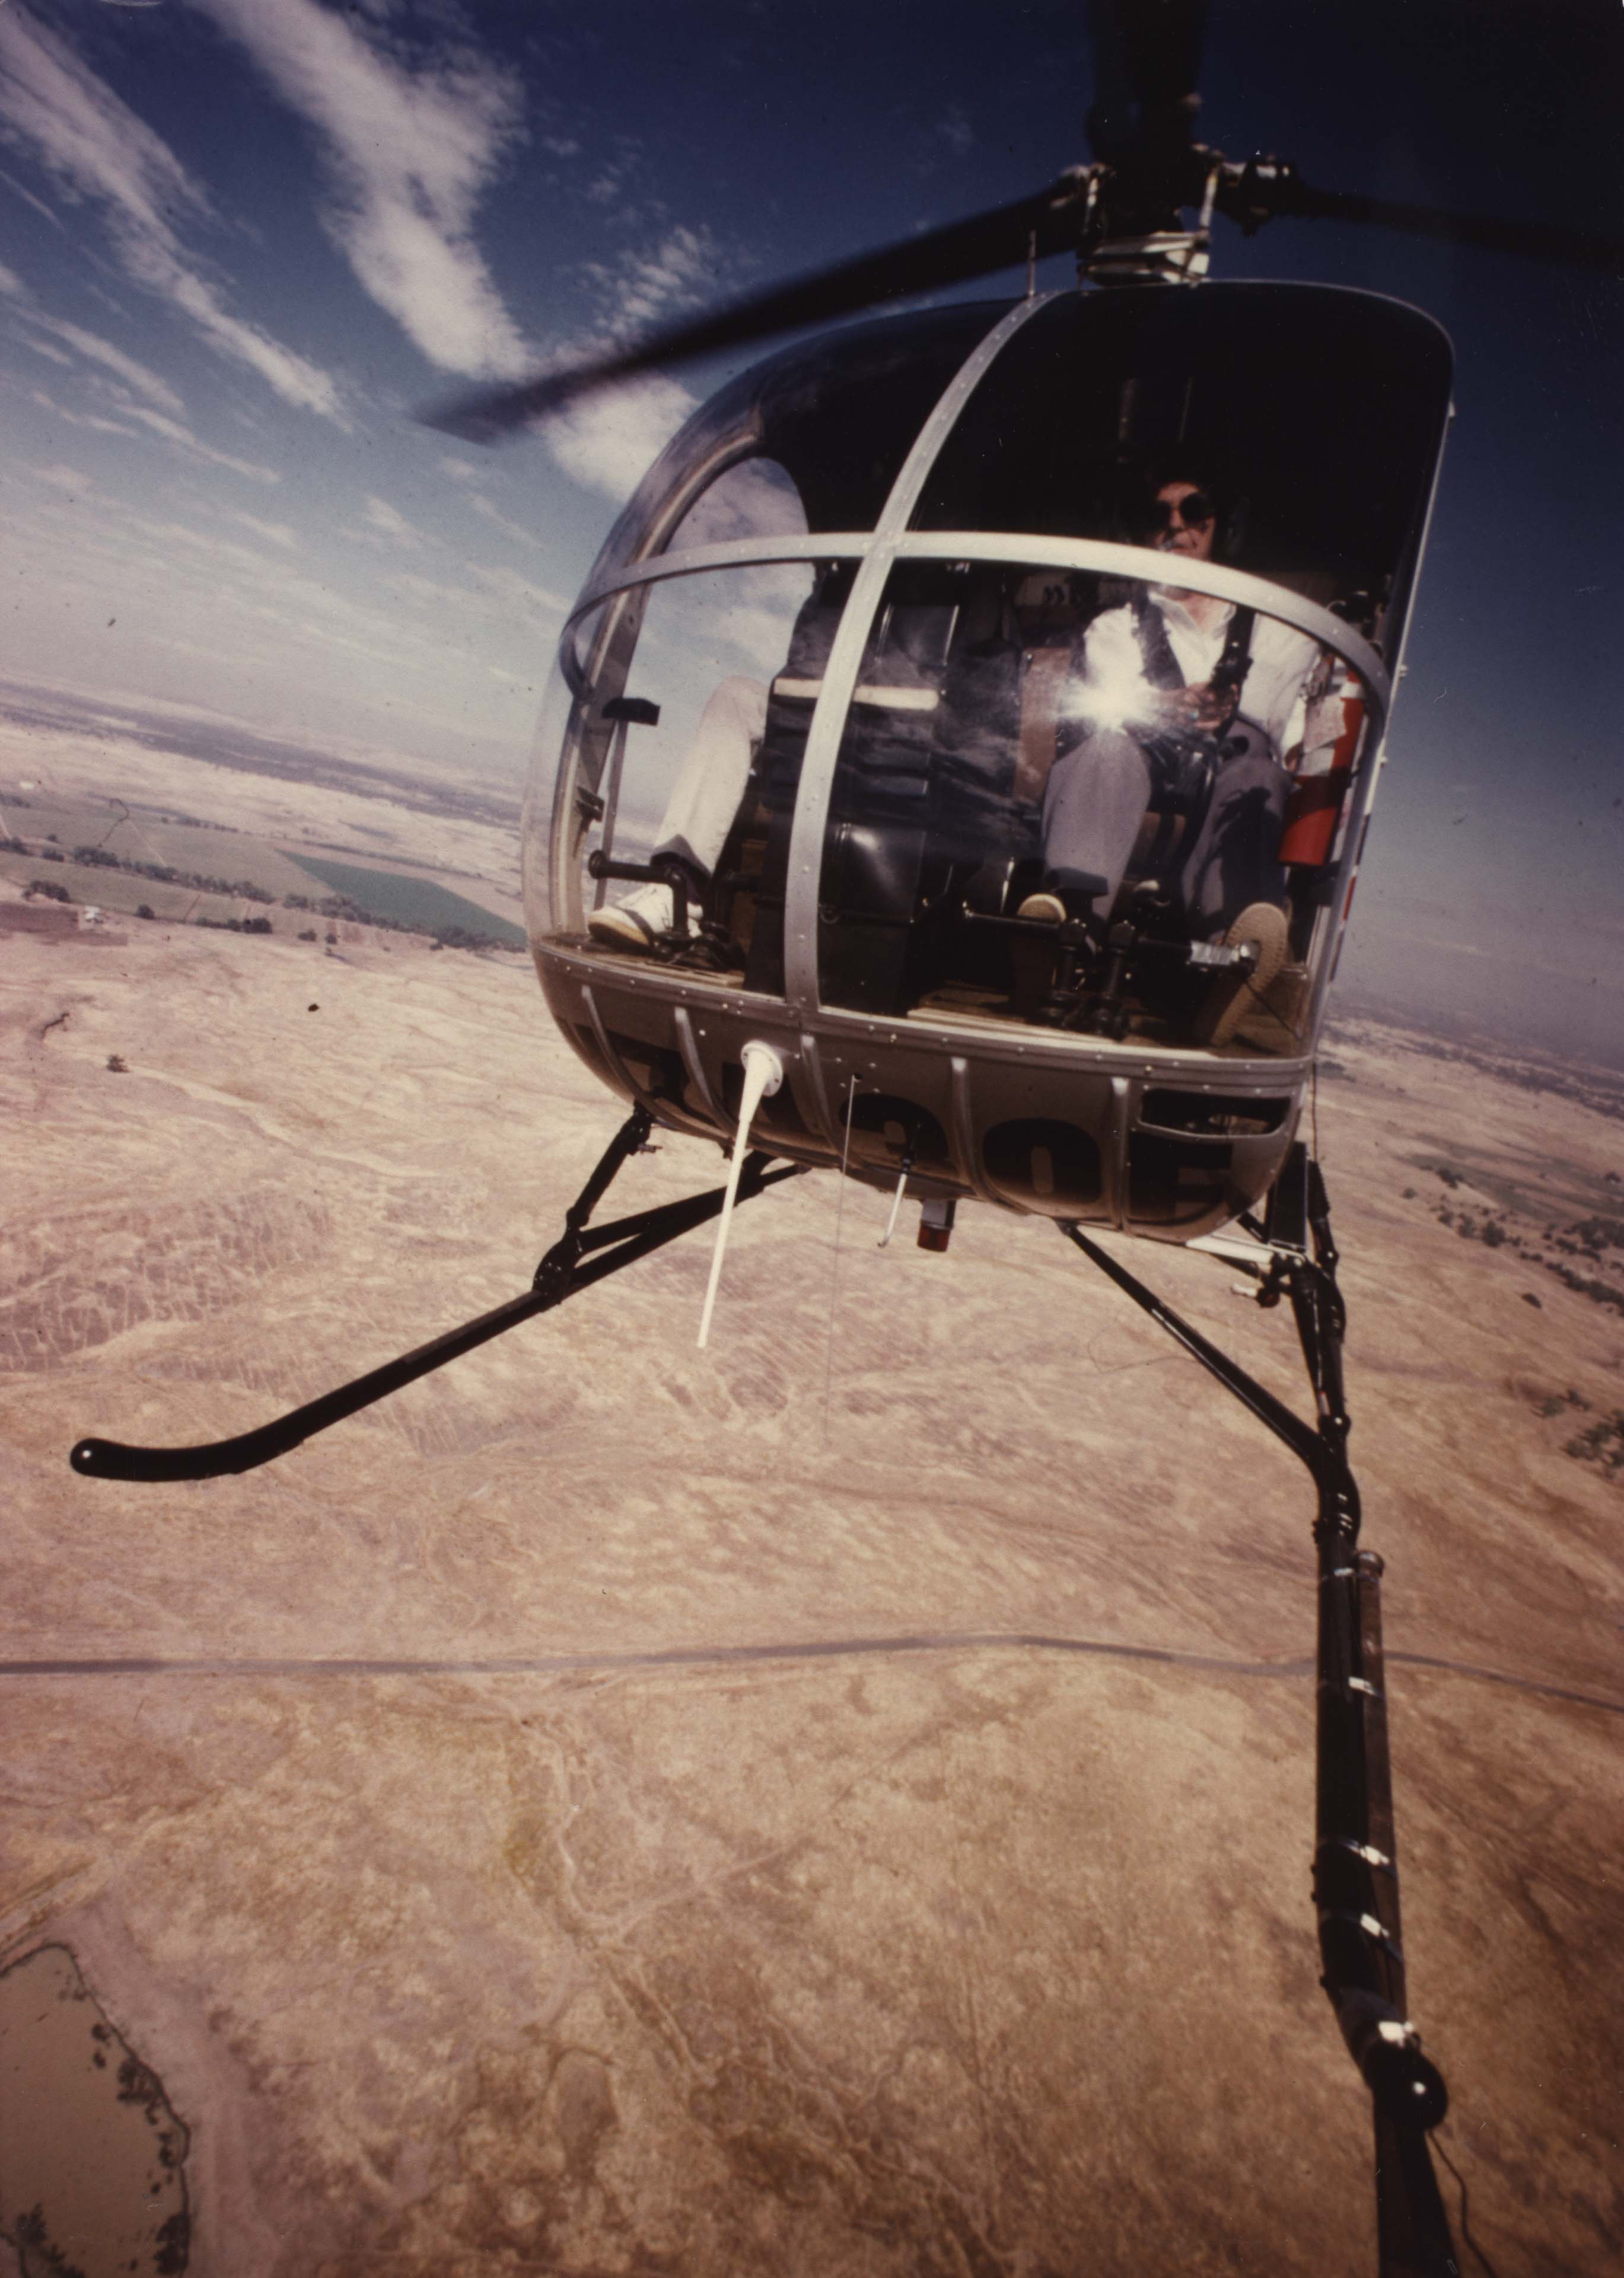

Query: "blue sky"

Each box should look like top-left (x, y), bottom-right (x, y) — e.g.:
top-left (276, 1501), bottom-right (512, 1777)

top-left (2, 1), bottom-right (1621, 1056)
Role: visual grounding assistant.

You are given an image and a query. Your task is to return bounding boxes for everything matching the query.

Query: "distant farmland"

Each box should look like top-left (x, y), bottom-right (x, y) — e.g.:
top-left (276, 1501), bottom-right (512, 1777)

top-left (290, 855), bottom-right (526, 946)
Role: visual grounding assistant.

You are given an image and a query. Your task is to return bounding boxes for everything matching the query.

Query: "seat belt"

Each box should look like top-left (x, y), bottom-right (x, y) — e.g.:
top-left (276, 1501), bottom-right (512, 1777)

top-left (1135, 595), bottom-right (1257, 716)
top-left (1133, 593), bottom-right (1187, 692)
top-left (1208, 604), bottom-right (1258, 735)
top-left (1131, 598), bottom-right (1257, 888)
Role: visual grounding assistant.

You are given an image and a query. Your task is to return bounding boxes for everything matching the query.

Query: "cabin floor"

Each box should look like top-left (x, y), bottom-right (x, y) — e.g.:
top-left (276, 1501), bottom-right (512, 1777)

top-left (2, 921), bottom-right (1620, 2278)
top-left (561, 932), bottom-right (1308, 1057)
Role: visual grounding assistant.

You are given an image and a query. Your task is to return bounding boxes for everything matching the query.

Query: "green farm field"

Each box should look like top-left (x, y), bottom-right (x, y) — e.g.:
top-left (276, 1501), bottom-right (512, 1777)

top-left (288, 853), bottom-right (526, 943)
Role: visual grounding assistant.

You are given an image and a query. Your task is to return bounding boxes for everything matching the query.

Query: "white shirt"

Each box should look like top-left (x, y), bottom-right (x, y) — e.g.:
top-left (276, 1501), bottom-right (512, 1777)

top-left (1081, 592), bottom-right (1328, 764)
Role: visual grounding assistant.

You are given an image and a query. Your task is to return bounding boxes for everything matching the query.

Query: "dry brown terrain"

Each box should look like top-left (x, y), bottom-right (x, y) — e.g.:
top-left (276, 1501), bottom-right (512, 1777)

top-left (1, 753), bottom-right (1620, 2275)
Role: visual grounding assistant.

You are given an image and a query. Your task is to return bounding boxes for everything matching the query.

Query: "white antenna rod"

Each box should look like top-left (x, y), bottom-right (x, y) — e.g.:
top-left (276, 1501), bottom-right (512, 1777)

top-left (876, 1162), bottom-right (908, 1248)
top-left (697, 1040), bottom-right (784, 1350)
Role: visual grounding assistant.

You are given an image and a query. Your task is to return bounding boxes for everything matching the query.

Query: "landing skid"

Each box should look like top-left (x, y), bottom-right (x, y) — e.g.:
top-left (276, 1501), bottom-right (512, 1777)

top-left (69, 1120), bottom-right (1460, 2273)
top-left (70, 1108), bottom-right (804, 1484)
top-left (1066, 1147), bottom-right (1460, 2277)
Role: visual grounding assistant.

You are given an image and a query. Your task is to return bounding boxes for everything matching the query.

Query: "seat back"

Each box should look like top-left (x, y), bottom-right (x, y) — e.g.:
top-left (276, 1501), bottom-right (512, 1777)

top-left (742, 572), bottom-right (958, 1002)
top-left (816, 597), bottom-right (958, 1011)
top-left (741, 568), bottom-right (852, 993)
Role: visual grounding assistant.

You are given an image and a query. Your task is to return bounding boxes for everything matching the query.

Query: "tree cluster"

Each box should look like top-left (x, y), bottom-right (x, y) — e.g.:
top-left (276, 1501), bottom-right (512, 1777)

top-left (71, 846), bottom-right (276, 901)
top-left (281, 888), bottom-right (518, 953)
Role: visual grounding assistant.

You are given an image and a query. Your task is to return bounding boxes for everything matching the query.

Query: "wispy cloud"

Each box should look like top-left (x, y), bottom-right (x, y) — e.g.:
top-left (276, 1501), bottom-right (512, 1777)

top-left (468, 562), bottom-right (571, 616)
top-left (34, 462), bottom-right (95, 494)
top-left (935, 105), bottom-right (973, 158)
top-left (470, 492), bottom-right (544, 549)
top-left (111, 396), bottom-right (284, 483)
top-left (227, 511), bottom-right (298, 550)
top-left (534, 224), bottom-right (733, 501)
top-left (5, 275), bottom-right (287, 479)
top-left (389, 568), bottom-right (491, 614)
top-left (572, 138), bottom-right (648, 223)
top-left (142, 520), bottom-right (297, 575)
top-left (7, 428), bottom-right (549, 768)
top-left (189, 0), bottom-right (531, 381)
top-left (391, 562), bottom-right (569, 623)
top-left (0, 161), bottom-right (63, 227)
top-left (38, 498), bottom-right (431, 670)
top-left (0, 7), bottom-right (342, 417)
top-left (578, 224), bottom-right (724, 343)
top-left (545, 374), bottom-right (695, 504)
top-left (672, 456), bottom-right (807, 547)
top-left (12, 320), bottom-right (284, 478)
top-left (362, 493), bottom-right (423, 547)
top-left (28, 384), bottom-right (140, 437)
top-left (20, 311), bottom-right (185, 412)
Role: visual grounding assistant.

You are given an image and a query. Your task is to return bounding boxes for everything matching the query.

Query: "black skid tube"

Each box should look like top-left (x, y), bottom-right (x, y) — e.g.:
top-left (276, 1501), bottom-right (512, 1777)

top-left (71, 1110), bottom-right (804, 1484)
top-left (1064, 1146), bottom-right (1460, 2278)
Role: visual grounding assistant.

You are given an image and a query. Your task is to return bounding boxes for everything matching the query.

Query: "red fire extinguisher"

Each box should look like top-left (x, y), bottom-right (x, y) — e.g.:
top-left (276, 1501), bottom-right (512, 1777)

top-left (1278, 668), bottom-right (1366, 868)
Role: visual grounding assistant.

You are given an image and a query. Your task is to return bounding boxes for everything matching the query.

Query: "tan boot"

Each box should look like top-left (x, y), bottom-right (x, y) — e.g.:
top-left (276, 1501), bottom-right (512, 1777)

top-left (1195, 902), bottom-right (1290, 1047)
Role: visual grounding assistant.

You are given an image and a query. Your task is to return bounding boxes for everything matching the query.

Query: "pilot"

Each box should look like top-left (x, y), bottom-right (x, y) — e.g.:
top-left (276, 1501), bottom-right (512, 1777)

top-left (587, 674), bottom-right (767, 950)
top-left (1019, 471), bottom-right (1330, 1028)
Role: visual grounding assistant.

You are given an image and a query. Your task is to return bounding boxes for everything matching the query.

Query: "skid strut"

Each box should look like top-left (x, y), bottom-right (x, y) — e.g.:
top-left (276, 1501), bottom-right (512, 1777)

top-left (1065, 1144), bottom-right (1460, 2278)
top-left (70, 1108), bottom-right (804, 1484)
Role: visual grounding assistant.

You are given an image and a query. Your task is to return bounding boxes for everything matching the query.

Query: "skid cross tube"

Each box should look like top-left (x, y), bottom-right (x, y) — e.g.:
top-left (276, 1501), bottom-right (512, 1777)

top-left (1064, 1145), bottom-right (1460, 2278)
top-left (71, 1110), bottom-right (804, 1484)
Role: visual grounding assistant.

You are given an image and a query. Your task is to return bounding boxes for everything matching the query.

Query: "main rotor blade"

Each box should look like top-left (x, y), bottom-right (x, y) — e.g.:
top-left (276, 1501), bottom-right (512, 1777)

top-left (425, 177), bottom-right (1085, 443)
top-left (1250, 174), bottom-right (1624, 273)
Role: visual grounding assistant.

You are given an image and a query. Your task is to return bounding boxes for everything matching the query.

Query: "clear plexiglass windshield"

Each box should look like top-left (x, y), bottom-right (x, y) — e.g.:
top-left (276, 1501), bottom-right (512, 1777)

top-left (526, 285), bottom-right (1448, 1063)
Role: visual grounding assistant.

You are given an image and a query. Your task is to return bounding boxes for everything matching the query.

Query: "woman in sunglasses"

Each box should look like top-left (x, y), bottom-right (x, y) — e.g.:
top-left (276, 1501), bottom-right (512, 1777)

top-left (1022, 469), bottom-right (1331, 1037)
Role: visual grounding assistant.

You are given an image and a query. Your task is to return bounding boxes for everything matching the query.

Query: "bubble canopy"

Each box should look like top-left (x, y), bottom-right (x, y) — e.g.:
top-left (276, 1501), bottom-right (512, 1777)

top-left (525, 282), bottom-right (1450, 1073)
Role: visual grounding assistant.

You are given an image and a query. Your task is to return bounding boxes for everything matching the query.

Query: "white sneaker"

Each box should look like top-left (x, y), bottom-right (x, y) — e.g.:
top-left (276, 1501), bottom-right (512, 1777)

top-left (587, 881), bottom-right (677, 952)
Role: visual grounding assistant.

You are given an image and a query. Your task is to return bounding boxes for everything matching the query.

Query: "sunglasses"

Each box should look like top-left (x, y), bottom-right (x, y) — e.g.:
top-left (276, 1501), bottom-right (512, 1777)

top-left (1147, 491), bottom-right (1216, 532)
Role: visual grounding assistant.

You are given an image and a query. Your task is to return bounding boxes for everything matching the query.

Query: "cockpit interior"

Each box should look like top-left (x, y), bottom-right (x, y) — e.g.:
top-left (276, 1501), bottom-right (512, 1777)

top-left (527, 284), bottom-right (1450, 1066)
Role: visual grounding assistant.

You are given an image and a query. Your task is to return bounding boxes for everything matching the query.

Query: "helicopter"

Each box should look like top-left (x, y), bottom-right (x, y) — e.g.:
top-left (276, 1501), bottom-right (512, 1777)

top-left (68, 5), bottom-right (1624, 2271)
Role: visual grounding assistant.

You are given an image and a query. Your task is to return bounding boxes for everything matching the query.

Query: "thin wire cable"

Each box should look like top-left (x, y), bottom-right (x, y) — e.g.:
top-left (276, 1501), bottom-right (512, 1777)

top-left (820, 1076), bottom-right (859, 1444)
top-left (1310, 1053), bottom-right (1321, 1163)
top-left (1432, 2133), bottom-right (1505, 2278)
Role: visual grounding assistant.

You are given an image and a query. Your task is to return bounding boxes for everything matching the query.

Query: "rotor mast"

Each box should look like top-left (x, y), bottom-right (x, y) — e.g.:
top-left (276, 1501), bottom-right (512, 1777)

top-left (1077, 0), bottom-right (1214, 283)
